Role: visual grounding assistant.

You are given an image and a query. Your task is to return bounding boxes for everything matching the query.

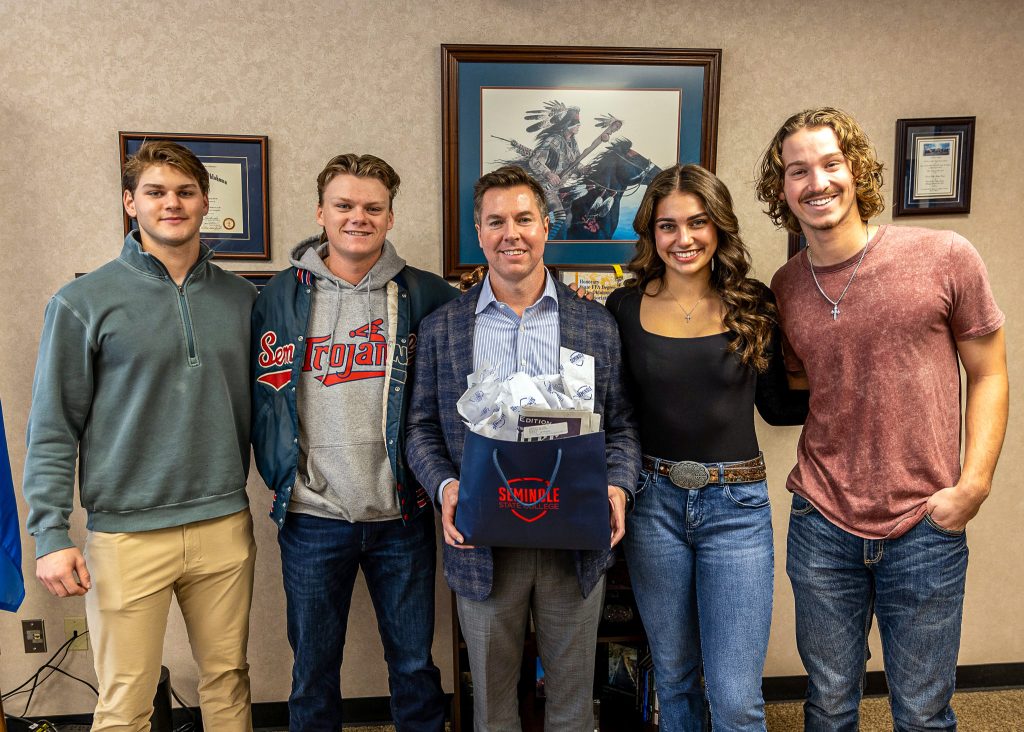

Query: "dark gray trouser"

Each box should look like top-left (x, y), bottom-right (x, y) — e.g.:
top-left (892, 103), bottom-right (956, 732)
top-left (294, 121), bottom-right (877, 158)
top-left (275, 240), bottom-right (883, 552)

top-left (457, 547), bottom-right (605, 732)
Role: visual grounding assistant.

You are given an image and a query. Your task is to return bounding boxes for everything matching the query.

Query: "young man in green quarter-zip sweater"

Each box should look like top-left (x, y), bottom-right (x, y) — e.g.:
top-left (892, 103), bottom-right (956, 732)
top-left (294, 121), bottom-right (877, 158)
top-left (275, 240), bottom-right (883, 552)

top-left (23, 141), bottom-right (257, 731)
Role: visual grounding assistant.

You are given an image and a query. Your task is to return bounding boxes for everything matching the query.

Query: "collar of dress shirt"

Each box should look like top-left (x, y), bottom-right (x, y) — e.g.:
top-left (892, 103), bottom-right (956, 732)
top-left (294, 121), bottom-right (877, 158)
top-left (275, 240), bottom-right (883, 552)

top-left (475, 269), bottom-right (559, 316)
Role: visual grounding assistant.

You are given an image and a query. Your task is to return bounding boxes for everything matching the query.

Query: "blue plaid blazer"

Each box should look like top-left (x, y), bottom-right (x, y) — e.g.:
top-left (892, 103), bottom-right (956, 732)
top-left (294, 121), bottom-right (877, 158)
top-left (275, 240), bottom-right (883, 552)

top-left (406, 280), bottom-right (640, 601)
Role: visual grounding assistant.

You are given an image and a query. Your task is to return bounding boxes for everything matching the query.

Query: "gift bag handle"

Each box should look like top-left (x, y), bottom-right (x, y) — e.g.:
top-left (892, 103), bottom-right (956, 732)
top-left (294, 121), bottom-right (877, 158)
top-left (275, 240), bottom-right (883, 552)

top-left (491, 448), bottom-right (563, 507)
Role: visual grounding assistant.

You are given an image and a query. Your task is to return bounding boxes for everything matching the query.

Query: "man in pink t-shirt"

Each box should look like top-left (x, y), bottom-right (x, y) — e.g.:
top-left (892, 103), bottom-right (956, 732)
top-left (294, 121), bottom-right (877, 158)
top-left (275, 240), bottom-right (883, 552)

top-left (756, 107), bottom-right (1008, 731)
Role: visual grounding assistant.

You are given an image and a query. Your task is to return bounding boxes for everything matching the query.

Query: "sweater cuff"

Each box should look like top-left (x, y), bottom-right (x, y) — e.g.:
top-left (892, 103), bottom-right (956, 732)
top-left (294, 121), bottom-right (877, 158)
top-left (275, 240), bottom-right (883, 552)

top-left (35, 528), bottom-right (75, 559)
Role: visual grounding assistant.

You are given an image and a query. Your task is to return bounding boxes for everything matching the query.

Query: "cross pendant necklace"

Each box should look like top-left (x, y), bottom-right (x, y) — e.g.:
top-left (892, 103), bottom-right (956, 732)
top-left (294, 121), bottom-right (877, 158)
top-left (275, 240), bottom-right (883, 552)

top-left (807, 224), bottom-right (870, 322)
top-left (667, 287), bottom-right (709, 324)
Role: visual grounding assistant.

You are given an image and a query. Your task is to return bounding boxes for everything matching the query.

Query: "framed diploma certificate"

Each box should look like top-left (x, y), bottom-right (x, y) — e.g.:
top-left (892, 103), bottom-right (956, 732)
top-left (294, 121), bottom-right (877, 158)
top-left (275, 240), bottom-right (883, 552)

top-left (893, 117), bottom-right (975, 216)
top-left (119, 132), bottom-right (271, 260)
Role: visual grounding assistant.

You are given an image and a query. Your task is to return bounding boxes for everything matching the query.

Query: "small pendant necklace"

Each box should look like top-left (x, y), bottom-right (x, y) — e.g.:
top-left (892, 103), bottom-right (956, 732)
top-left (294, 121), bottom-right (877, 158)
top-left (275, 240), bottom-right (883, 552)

top-left (807, 225), bottom-right (870, 321)
top-left (667, 287), bottom-right (709, 323)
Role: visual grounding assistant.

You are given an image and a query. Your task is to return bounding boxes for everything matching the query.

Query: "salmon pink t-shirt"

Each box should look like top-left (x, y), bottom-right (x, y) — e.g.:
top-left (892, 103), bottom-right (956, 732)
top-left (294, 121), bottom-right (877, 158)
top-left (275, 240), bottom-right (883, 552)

top-left (771, 225), bottom-right (1004, 539)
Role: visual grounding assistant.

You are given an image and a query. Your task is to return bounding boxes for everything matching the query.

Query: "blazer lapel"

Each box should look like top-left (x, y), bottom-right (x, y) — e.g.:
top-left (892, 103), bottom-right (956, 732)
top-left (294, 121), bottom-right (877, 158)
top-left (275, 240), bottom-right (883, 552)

top-left (556, 283), bottom-right (590, 355)
top-left (449, 285), bottom-right (480, 389)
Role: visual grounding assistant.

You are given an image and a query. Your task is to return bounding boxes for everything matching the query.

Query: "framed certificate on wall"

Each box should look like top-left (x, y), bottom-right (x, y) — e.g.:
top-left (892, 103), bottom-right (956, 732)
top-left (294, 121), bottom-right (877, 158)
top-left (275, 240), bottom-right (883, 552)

top-left (119, 132), bottom-right (271, 260)
top-left (893, 117), bottom-right (975, 216)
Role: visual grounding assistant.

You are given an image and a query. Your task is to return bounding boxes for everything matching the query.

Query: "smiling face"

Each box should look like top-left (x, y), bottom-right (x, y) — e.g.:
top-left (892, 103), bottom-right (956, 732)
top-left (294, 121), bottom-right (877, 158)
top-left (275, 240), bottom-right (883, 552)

top-left (122, 164), bottom-right (208, 251)
top-left (316, 173), bottom-right (394, 274)
top-left (780, 126), bottom-right (861, 235)
top-left (476, 184), bottom-right (549, 293)
top-left (653, 191), bottom-right (718, 282)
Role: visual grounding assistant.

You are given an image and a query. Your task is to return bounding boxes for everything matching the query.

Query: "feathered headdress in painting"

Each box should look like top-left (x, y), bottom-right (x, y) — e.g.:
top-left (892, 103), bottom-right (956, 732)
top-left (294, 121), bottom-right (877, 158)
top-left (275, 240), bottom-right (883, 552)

top-left (524, 101), bottom-right (581, 134)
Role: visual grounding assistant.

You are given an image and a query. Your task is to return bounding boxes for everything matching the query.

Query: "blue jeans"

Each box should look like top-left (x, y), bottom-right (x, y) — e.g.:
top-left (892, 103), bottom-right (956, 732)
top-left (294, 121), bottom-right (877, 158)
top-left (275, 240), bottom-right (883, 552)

top-left (278, 510), bottom-right (445, 732)
top-left (786, 493), bottom-right (967, 731)
top-left (623, 462), bottom-right (774, 732)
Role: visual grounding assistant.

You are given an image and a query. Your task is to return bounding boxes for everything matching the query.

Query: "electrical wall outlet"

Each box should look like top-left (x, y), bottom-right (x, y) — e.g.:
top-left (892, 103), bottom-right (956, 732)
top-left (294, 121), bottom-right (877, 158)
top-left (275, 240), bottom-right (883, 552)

top-left (64, 616), bottom-right (89, 651)
top-left (22, 618), bottom-right (47, 653)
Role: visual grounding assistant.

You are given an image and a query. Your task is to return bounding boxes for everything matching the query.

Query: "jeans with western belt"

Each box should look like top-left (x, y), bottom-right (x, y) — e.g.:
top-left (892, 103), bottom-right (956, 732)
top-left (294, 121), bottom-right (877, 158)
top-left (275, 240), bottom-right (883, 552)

top-left (786, 492), bottom-right (967, 731)
top-left (278, 510), bottom-right (445, 732)
top-left (623, 459), bottom-right (774, 732)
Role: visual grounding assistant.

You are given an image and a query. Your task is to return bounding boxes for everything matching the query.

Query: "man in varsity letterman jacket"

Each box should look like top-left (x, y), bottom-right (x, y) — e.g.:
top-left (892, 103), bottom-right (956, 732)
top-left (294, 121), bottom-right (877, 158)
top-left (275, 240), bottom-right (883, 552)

top-left (250, 154), bottom-right (456, 732)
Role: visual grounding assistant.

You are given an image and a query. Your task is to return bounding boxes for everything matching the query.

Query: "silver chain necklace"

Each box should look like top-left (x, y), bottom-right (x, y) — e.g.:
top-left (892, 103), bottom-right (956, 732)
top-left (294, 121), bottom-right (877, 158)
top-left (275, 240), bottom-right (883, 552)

top-left (666, 287), bottom-right (709, 322)
top-left (807, 226), bottom-right (870, 321)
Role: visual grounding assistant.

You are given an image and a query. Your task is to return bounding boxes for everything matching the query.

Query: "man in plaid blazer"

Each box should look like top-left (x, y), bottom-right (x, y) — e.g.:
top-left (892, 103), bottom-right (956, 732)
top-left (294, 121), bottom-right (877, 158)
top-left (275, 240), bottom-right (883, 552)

top-left (407, 166), bottom-right (639, 731)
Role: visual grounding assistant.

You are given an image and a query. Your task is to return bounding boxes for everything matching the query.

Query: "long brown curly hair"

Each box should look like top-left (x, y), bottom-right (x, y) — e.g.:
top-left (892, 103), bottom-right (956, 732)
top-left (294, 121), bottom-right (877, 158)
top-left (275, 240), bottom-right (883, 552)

top-left (755, 107), bottom-right (885, 234)
top-left (627, 164), bottom-right (776, 372)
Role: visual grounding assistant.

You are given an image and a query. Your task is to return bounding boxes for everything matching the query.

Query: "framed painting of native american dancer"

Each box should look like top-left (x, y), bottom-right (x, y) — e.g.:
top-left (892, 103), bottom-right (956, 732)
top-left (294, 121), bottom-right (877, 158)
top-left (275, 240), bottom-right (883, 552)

top-left (441, 44), bottom-right (721, 277)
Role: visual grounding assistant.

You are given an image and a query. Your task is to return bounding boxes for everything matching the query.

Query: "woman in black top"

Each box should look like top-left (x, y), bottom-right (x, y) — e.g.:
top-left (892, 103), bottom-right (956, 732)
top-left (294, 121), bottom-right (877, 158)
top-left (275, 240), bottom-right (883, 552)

top-left (606, 164), bottom-right (806, 732)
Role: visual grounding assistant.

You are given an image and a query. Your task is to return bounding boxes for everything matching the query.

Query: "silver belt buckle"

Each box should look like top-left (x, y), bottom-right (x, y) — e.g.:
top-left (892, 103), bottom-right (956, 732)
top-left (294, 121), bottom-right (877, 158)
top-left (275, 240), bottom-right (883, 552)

top-left (668, 461), bottom-right (710, 489)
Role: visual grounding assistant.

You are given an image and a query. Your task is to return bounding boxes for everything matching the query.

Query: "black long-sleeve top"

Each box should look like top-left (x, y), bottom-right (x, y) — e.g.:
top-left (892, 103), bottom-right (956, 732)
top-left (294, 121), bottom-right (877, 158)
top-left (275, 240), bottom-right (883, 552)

top-left (605, 284), bottom-right (807, 464)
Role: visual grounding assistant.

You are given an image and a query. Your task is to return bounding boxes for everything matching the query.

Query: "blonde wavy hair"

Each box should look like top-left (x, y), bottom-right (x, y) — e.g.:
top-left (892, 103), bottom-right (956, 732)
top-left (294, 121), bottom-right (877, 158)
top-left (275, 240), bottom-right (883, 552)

top-left (628, 164), bottom-right (776, 372)
top-left (755, 107), bottom-right (885, 234)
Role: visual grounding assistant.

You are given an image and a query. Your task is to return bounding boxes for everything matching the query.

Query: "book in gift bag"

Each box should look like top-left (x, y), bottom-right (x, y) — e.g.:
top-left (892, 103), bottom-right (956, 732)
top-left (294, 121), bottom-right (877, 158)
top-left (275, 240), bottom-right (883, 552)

top-left (456, 428), bottom-right (609, 550)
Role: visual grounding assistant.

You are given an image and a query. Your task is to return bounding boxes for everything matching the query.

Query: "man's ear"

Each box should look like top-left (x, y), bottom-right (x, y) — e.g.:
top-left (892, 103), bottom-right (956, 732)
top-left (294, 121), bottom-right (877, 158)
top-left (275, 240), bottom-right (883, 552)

top-left (123, 189), bottom-right (136, 218)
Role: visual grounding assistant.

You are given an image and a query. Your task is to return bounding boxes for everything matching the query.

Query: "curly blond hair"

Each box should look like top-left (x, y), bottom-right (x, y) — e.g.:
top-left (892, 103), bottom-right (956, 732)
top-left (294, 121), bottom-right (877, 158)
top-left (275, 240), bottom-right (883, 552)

top-left (755, 107), bottom-right (885, 234)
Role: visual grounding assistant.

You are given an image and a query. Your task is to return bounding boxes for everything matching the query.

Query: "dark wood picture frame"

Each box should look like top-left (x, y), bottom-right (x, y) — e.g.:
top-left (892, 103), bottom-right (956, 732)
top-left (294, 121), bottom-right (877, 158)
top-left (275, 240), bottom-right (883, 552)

top-left (233, 270), bottom-right (278, 291)
top-left (119, 131), bottom-right (271, 260)
top-left (893, 117), bottom-right (975, 216)
top-left (787, 231), bottom-right (807, 259)
top-left (441, 44), bottom-right (722, 278)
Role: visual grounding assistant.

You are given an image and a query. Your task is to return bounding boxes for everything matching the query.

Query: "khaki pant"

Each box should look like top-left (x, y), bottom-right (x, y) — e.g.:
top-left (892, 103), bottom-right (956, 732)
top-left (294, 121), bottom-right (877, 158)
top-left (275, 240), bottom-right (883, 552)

top-left (84, 509), bottom-right (256, 732)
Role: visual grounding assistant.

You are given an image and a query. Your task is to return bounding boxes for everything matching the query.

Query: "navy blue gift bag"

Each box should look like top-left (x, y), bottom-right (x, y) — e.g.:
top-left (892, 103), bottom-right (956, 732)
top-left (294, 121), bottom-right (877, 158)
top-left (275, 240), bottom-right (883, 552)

top-left (456, 429), bottom-right (609, 550)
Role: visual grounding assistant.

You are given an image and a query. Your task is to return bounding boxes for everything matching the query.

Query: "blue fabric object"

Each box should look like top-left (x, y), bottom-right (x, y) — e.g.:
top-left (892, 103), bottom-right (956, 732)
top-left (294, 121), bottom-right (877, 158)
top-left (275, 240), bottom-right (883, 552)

top-left (786, 492), bottom-right (965, 731)
top-left (458, 430), bottom-right (609, 550)
top-left (624, 465), bottom-right (774, 731)
top-left (277, 511), bottom-right (444, 732)
top-left (0, 400), bottom-right (25, 612)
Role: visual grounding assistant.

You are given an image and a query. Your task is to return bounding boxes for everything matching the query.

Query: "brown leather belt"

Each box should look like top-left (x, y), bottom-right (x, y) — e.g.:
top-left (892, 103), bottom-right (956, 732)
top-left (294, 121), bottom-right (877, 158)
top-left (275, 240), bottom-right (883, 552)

top-left (642, 453), bottom-right (766, 490)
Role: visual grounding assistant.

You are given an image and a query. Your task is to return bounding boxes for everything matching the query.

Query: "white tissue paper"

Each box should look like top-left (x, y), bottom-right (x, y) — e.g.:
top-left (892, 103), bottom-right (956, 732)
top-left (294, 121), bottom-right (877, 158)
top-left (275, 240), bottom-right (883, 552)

top-left (457, 347), bottom-right (597, 440)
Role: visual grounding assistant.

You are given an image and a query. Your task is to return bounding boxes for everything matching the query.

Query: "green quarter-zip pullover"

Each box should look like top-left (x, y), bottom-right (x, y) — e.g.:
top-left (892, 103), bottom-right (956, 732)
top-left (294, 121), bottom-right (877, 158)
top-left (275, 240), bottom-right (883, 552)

top-left (23, 233), bottom-right (257, 557)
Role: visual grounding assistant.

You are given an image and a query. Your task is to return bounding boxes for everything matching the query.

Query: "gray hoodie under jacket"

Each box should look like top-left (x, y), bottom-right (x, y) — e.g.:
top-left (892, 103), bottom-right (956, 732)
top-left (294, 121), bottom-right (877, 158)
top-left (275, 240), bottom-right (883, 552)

top-left (287, 237), bottom-right (407, 523)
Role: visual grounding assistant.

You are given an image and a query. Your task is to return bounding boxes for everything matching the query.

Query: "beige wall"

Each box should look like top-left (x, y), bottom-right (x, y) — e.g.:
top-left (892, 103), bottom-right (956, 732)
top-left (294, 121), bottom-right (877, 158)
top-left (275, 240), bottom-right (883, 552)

top-left (1, 0), bottom-right (1020, 716)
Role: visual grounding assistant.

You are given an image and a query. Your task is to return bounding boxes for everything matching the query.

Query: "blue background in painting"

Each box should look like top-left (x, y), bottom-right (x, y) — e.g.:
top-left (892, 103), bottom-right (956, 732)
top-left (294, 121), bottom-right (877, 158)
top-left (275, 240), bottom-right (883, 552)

top-left (457, 62), bottom-right (708, 267)
top-left (125, 138), bottom-right (266, 256)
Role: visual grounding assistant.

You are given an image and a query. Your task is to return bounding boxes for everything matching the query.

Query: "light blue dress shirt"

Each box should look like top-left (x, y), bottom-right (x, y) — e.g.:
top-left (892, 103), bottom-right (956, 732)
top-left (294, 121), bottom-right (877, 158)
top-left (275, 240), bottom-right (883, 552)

top-left (440, 271), bottom-right (561, 500)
